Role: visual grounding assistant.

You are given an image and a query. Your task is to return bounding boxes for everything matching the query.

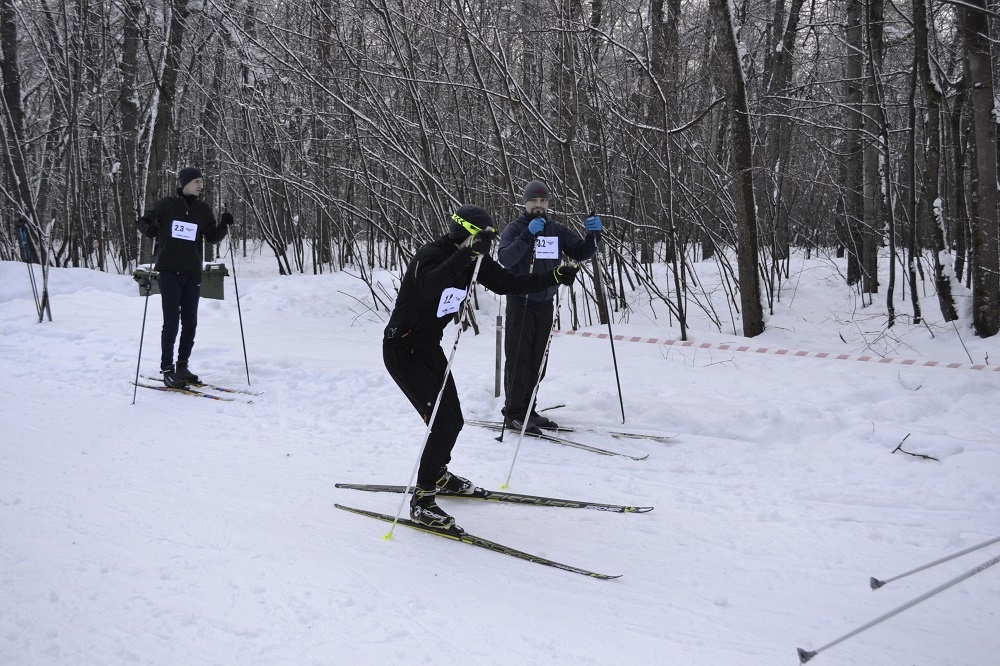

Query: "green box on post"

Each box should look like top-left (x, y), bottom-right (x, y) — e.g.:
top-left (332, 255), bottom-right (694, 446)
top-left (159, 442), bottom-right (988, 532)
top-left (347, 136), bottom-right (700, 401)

top-left (133, 263), bottom-right (230, 300)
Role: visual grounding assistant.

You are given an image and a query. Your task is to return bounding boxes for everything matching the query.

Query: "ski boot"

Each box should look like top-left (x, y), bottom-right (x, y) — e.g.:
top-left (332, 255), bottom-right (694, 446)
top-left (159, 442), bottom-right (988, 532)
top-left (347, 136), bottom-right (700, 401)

top-left (410, 484), bottom-right (459, 530)
top-left (175, 360), bottom-right (200, 384)
top-left (529, 410), bottom-right (559, 430)
top-left (435, 467), bottom-right (485, 497)
top-left (161, 363), bottom-right (188, 389)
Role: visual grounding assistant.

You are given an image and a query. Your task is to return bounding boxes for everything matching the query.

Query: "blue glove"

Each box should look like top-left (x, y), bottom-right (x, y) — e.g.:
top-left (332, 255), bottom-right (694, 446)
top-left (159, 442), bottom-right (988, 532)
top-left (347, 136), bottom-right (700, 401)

top-left (585, 215), bottom-right (602, 232)
top-left (528, 217), bottom-right (546, 235)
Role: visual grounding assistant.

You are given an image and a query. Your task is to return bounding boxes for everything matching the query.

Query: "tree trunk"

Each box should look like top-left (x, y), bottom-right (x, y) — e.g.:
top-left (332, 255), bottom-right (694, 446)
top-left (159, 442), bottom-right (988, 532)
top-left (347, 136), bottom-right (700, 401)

top-left (843, 0), bottom-right (865, 286)
top-left (914, 0), bottom-right (957, 322)
top-left (710, 0), bottom-right (764, 337)
top-left (962, 0), bottom-right (1000, 336)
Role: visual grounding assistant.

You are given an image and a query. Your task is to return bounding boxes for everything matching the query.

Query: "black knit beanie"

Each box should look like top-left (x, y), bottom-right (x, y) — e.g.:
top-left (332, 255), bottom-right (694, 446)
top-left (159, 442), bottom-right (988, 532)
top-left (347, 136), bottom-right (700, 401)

top-left (522, 180), bottom-right (549, 203)
top-left (178, 166), bottom-right (203, 188)
top-left (448, 205), bottom-right (493, 241)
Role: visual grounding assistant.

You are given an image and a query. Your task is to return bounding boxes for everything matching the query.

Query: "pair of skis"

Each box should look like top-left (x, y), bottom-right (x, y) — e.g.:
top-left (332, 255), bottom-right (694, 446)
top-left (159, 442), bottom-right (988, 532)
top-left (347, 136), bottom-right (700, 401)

top-left (336, 483), bottom-right (654, 580)
top-left (465, 419), bottom-right (677, 461)
top-left (134, 375), bottom-right (261, 402)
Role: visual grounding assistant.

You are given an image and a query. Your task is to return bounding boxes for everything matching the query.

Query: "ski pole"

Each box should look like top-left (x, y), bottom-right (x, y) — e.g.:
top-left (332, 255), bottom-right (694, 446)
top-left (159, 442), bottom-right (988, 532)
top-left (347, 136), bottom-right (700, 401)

top-left (17, 223), bottom-right (42, 317)
top-left (132, 272), bottom-right (154, 405)
top-left (225, 204), bottom-right (251, 385)
top-left (501, 285), bottom-right (564, 489)
top-left (590, 212), bottom-right (625, 424)
top-left (870, 535), bottom-right (1000, 590)
top-left (385, 250), bottom-right (486, 540)
top-left (797, 550), bottom-right (1000, 663)
top-left (496, 255), bottom-right (536, 443)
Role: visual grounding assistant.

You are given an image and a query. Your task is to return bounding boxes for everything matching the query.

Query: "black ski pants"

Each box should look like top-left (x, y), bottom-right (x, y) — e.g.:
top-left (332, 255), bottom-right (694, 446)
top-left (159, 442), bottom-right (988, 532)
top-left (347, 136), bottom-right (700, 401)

top-left (503, 296), bottom-right (554, 419)
top-left (158, 270), bottom-right (201, 369)
top-left (383, 341), bottom-right (464, 486)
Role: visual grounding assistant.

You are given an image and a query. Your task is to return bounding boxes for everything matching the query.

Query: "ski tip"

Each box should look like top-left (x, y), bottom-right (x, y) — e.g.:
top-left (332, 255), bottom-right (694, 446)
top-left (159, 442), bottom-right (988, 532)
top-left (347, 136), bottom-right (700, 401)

top-left (628, 507), bottom-right (654, 513)
top-left (796, 647), bottom-right (817, 663)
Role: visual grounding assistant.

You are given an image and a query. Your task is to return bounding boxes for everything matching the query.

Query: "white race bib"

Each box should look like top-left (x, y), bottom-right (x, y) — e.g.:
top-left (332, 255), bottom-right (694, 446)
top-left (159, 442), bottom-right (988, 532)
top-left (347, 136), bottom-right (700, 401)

top-left (171, 220), bottom-right (198, 242)
top-left (437, 287), bottom-right (467, 317)
top-left (534, 235), bottom-right (559, 260)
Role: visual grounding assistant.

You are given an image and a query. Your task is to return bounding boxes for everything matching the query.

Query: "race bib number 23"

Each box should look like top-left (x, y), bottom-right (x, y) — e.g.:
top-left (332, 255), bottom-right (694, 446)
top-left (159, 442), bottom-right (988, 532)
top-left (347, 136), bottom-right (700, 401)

top-left (171, 220), bottom-right (198, 242)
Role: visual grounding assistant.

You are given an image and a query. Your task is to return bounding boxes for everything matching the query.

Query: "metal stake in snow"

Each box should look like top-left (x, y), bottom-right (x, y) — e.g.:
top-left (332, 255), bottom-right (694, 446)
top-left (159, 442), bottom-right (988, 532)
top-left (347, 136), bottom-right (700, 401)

top-left (797, 550), bottom-right (1000, 663)
top-left (869, 535), bottom-right (1000, 590)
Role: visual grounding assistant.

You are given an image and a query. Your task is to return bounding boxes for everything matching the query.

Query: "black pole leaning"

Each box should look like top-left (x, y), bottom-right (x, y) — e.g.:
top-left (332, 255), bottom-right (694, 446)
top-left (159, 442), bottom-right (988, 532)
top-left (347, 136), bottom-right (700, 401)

top-left (132, 277), bottom-right (154, 405)
top-left (797, 550), bottom-right (1000, 663)
top-left (226, 205), bottom-right (251, 385)
top-left (590, 213), bottom-right (625, 423)
top-left (17, 224), bottom-right (42, 317)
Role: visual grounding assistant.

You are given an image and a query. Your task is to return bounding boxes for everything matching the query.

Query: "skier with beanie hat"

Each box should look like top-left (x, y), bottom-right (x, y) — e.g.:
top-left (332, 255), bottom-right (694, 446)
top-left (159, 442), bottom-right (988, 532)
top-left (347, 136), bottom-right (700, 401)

top-left (137, 166), bottom-right (235, 389)
top-left (497, 179), bottom-right (601, 434)
top-left (383, 203), bottom-right (580, 530)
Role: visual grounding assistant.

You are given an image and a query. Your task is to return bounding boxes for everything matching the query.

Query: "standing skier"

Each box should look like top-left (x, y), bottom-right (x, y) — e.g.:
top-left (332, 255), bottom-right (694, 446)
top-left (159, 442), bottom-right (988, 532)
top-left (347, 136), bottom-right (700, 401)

top-left (498, 179), bottom-right (601, 434)
top-left (137, 167), bottom-right (233, 389)
top-left (383, 204), bottom-right (579, 530)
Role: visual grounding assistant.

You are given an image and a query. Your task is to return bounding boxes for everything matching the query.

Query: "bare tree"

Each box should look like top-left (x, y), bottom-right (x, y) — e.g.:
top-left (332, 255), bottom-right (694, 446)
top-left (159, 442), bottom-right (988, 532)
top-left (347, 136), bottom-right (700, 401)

top-left (961, 0), bottom-right (1000, 337)
top-left (709, 0), bottom-right (764, 337)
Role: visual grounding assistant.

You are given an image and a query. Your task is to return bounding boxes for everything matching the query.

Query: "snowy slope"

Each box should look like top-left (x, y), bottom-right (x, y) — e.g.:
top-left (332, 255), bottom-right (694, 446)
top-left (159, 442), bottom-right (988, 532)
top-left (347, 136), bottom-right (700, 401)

top-left (1, 251), bottom-right (997, 666)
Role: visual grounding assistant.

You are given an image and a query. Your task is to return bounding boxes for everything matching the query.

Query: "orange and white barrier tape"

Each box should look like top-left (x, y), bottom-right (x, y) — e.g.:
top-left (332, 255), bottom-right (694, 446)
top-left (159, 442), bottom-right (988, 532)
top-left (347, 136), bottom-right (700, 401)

top-left (555, 329), bottom-right (1000, 373)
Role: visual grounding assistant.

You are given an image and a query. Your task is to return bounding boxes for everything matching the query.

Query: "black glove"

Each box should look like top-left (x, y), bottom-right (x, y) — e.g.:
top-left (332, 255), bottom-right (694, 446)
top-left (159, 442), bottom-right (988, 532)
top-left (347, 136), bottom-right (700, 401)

top-left (469, 228), bottom-right (496, 256)
top-left (553, 263), bottom-right (580, 286)
top-left (142, 222), bottom-right (160, 239)
top-left (221, 211), bottom-right (234, 227)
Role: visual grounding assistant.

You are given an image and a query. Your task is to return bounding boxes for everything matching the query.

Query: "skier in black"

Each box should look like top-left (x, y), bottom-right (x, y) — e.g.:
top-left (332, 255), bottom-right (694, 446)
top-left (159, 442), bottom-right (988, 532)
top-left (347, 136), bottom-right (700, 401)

top-left (498, 180), bottom-right (601, 434)
top-left (383, 204), bottom-right (579, 529)
top-left (137, 167), bottom-right (233, 388)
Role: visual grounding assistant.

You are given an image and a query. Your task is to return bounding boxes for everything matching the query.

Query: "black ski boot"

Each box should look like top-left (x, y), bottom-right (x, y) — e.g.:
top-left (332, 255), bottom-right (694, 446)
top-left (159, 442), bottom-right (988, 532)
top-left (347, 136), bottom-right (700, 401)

top-left (504, 414), bottom-right (542, 436)
top-left (529, 411), bottom-right (559, 430)
top-left (161, 364), bottom-right (188, 389)
top-left (175, 361), bottom-right (200, 383)
top-left (410, 484), bottom-right (458, 530)
top-left (435, 467), bottom-right (480, 496)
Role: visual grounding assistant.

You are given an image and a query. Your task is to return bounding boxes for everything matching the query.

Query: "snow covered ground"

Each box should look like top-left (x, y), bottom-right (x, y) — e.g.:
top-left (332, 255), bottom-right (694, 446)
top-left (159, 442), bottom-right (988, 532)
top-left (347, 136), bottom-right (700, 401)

top-left (1, 247), bottom-right (997, 665)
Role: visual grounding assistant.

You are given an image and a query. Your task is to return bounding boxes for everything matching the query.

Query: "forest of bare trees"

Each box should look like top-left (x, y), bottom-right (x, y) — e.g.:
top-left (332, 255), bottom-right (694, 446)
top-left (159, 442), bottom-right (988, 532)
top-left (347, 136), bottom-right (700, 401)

top-left (1, 0), bottom-right (998, 338)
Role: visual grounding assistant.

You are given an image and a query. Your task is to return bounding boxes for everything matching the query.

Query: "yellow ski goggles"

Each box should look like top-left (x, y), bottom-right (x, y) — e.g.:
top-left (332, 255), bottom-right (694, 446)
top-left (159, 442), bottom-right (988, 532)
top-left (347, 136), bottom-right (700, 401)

top-left (451, 212), bottom-right (483, 236)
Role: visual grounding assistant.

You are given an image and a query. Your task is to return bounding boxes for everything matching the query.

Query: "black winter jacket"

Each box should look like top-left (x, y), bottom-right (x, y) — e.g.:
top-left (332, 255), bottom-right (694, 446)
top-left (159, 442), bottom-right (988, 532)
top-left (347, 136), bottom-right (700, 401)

top-left (137, 190), bottom-right (228, 276)
top-left (384, 236), bottom-right (560, 350)
top-left (497, 212), bottom-right (597, 303)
